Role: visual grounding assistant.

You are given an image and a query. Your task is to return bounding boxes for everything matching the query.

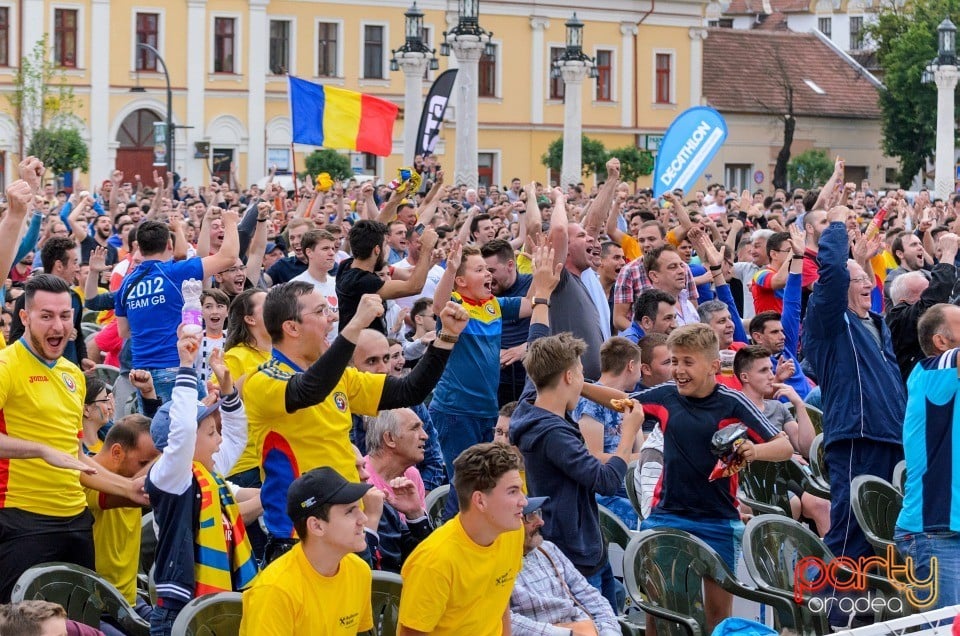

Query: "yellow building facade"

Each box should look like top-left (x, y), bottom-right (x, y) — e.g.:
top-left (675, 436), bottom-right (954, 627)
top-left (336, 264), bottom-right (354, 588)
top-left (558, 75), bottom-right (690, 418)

top-left (0, 0), bottom-right (709, 190)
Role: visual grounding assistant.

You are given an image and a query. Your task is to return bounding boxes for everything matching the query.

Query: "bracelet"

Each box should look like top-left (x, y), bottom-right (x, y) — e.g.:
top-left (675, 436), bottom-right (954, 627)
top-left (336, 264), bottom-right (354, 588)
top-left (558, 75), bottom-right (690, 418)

top-left (436, 331), bottom-right (459, 344)
top-left (532, 297), bottom-right (551, 307)
top-left (257, 218), bottom-right (269, 223)
top-left (709, 265), bottom-right (722, 271)
top-left (792, 255), bottom-right (804, 261)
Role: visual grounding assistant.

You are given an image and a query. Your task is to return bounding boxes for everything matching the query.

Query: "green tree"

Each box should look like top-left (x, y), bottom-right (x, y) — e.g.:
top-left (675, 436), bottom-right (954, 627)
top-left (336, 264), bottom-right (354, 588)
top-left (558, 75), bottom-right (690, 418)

top-left (608, 146), bottom-right (655, 182)
top-left (6, 35), bottom-right (82, 158)
top-left (868, 0), bottom-right (954, 186)
top-left (540, 135), bottom-right (608, 180)
top-left (303, 149), bottom-right (353, 181)
top-left (26, 128), bottom-right (88, 175)
top-left (787, 149), bottom-right (833, 189)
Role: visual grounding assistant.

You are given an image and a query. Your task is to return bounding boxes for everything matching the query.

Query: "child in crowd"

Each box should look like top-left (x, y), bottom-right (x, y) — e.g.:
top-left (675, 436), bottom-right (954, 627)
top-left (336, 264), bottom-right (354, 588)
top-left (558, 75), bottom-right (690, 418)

top-left (196, 288), bottom-right (229, 387)
top-left (402, 296), bottom-right (436, 366)
top-left (146, 331), bottom-right (258, 634)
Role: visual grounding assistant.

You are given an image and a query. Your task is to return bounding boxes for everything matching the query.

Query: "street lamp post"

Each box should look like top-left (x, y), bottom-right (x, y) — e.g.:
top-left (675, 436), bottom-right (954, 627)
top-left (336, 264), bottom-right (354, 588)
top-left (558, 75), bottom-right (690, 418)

top-left (924, 19), bottom-right (958, 200)
top-left (133, 43), bottom-right (174, 176)
top-left (552, 14), bottom-right (598, 189)
top-left (390, 3), bottom-right (440, 165)
top-left (441, 0), bottom-right (494, 189)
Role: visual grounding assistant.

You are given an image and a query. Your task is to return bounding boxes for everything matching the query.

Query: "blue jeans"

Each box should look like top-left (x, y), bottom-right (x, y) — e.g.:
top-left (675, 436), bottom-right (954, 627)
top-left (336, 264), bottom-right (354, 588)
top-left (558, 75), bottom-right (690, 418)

top-left (895, 529), bottom-right (960, 610)
top-left (598, 494), bottom-right (640, 531)
top-left (428, 407), bottom-right (496, 521)
top-left (141, 367), bottom-right (206, 406)
top-left (586, 560), bottom-right (624, 614)
top-left (149, 605), bottom-right (178, 636)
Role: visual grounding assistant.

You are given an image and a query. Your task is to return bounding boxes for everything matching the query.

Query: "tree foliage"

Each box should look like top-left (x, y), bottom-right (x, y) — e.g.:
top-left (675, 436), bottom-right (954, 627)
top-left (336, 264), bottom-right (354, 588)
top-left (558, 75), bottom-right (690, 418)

top-left (868, 0), bottom-right (954, 186)
top-left (27, 128), bottom-right (88, 175)
top-left (303, 149), bottom-right (353, 181)
top-left (540, 135), bottom-right (608, 179)
top-left (787, 149), bottom-right (833, 189)
top-left (6, 35), bottom-right (83, 157)
top-left (608, 145), bottom-right (655, 182)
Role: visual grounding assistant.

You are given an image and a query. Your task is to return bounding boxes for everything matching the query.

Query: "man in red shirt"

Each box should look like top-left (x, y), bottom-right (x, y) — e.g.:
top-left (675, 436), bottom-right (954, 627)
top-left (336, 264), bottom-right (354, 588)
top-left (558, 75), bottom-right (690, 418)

top-left (751, 231), bottom-right (792, 314)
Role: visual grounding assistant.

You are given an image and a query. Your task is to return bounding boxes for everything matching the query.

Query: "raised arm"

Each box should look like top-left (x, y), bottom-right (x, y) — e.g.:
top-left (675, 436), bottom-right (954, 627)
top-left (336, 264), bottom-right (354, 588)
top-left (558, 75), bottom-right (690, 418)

top-left (803, 207), bottom-right (853, 337)
top-left (812, 156), bottom-right (843, 212)
top-left (583, 158), bottom-right (620, 238)
top-left (548, 189), bottom-right (568, 268)
top-left (201, 207), bottom-right (240, 277)
top-left (0, 161), bottom-right (41, 286)
top-left (245, 202), bottom-right (271, 285)
top-left (432, 239), bottom-right (461, 309)
top-left (379, 229), bottom-right (439, 300)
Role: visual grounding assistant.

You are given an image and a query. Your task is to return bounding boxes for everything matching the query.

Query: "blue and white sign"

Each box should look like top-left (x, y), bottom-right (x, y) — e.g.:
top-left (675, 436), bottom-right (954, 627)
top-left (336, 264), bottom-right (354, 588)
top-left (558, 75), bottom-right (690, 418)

top-left (653, 106), bottom-right (728, 197)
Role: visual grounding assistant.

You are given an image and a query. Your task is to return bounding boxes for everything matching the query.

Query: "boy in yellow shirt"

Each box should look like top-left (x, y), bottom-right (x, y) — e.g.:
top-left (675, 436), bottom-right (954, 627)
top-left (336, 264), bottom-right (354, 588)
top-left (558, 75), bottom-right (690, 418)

top-left (398, 443), bottom-right (527, 636)
top-left (240, 467), bottom-right (374, 635)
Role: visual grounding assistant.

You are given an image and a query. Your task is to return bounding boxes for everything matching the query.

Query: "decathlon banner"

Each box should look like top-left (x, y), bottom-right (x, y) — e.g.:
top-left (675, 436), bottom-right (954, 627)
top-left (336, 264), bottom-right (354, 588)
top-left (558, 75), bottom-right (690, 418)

top-left (653, 106), bottom-right (728, 197)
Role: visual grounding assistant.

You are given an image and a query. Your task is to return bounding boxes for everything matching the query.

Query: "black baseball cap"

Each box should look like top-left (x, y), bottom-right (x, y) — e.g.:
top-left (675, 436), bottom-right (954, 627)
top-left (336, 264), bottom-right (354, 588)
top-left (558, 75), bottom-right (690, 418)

top-left (286, 467), bottom-right (372, 523)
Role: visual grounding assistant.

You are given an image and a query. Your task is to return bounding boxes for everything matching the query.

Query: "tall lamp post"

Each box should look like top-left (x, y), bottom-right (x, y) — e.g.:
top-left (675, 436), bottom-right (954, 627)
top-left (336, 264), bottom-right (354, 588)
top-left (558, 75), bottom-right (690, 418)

top-left (922, 19), bottom-right (958, 200)
top-left (132, 43), bottom-right (174, 176)
top-left (440, 0), bottom-right (494, 189)
top-left (390, 3), bottom-right (440, 165)
top-left (551, 14), bottom-right (597, 189)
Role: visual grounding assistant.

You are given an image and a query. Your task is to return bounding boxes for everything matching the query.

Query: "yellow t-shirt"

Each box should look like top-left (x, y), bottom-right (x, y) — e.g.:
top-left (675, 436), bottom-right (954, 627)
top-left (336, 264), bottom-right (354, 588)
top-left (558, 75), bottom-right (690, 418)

top-left (399, 515), bottom-right (524, 635)
top-left (0, 341), bottom-right (86, 516)
top-left (516, 252), bottom-right (533, 275)
top-left (243, 359), bottom-right (386, 537)
top-left (224, 343), bottom-right (272, 476)
top-left (621, 235), bottom-right (641, 263)
top-left (240, 547), bottom-right (373, 636)
top-left (85, 488), bottom-right (141, 604)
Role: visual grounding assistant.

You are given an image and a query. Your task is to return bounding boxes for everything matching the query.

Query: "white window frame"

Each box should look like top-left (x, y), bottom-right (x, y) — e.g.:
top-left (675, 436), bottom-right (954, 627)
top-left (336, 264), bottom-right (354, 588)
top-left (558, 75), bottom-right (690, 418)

top-left (0, 2), bottom-right (19, 72)
top-left (210, 12), bottom-right (243, 75)
top-left (49, 3), bottom-right (85, 70)
top-left (267, 16), bottom-right (297, 77)
top-left (477, 149), bottom-right (501, 189)
top-left (266, 146), bottom-right (291, 173)
top-left (422, 24), bottom-right (435, 82)
top-left (546, 43), bottom-right (565, 102)
top-left (130, 8), bottom-right (166, 74)
top-left (478, 38), bottom-right (503, 100)
top-left (593, 46), bottom-right (617, 103)
top-left (314, 18), bottom-right (344, 80)
top-left (359, 20), bottom-right (389, 83)
top-left (651, 48), bottom-right (676, 106)
top-left (724, 164), bottom-right (752, 193)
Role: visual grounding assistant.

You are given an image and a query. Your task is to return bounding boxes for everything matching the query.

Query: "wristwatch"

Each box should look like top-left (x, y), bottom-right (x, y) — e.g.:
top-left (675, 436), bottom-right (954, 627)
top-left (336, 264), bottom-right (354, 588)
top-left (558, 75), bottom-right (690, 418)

top-left (436, 331), bottom-right (459, 344)
top-left (532, 297), bottom-right (551, 307)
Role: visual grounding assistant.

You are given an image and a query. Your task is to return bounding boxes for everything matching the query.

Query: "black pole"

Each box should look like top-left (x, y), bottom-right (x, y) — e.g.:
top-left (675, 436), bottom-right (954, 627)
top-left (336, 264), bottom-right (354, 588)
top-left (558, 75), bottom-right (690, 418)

top-left (136, 43), bottom-right (173, 175)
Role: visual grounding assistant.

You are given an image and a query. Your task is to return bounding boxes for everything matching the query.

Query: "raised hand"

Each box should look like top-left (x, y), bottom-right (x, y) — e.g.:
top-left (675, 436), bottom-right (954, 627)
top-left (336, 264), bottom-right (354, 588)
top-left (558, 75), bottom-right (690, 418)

top-left (788, 223), bottom-right (805, 256)
top-left (531, 240), bottom-right (562, 296)
top-left (18, 157), bottom-right (44, 194)
top-left (89, 246), bottom-right (108, 273)
top-left (5, 180), bottom-right (33, 220)
top-left (606, 157), bottom-right (621, 181)
top-left (438, 300), bottom-right (469, 337)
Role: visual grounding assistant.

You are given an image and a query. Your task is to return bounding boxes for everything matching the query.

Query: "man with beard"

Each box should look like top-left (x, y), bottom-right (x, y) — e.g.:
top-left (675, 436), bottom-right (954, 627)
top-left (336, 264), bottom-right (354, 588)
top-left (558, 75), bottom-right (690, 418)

top-left (80, 215), bottom-right (118, 267)
top-left (481, 239), bottom-right (532, 406)
top-left (509, 497), bottom-right (620, 635)
top-left (883, 231), bottom-right (929, 310)
top-left (336, 220), bottom-right (438, 335)
top-left (800, 207), bottom-right (831, 310)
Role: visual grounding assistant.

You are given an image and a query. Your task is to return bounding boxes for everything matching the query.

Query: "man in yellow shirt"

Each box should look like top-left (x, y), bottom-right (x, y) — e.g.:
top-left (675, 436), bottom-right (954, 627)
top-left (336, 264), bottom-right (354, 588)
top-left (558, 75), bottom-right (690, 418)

top-left (398, 443), bottom-right (527, 636)
top-left (243, 283), bottom-right (467, 562)
top-left (0, 266), bottom-right (149, 602)
top-left (85, 414), bottom-right (159, 617)
top-left (240, 467), bottom-right (374, 635)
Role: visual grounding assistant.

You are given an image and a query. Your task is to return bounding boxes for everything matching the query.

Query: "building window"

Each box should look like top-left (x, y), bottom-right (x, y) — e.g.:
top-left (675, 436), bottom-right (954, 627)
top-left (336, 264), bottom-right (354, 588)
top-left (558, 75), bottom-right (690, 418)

top-left (269, 20), bottom-right (290, 74)
top-left (850, 16), bottom-right (864, 49)
top-left (478, 152), bottom-right (495, 188)
top-left (54, 9), bottom-right (78, 68)
top-left (135, 13), bottom-right (159, 72)
top-left (214, 17), bottom-right (236, 73)
top-left (596, 50), bottom-right (613, 102)
top-left (363, 25), bottom-right (384, 79)
top-left (479, 44), bottom-right (497, 98)
top-left (317, 22), bottom-right (338, 77)
top-left (422, 26), bottom-right (432, 80)
top-left (363, 152), bottom-right (378, 173)
top-left (549, 47), bottom-right (565, 100)
top-left (212, 148), bottom-right (234, 182)
top-left (818, 16), bottom-right (832, 39)
top-left (725, 164), bottom-right (751, 193)
top-left (267, 147), bottom-right (290, 173)
top-left (0, 8), bottom-right (9, 67)
top-left (655, 53), bottom-right (671, 104)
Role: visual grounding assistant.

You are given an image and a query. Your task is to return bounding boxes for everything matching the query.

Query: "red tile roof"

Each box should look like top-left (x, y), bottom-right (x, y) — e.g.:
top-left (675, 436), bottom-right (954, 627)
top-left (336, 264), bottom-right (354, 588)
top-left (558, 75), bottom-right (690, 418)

top-left (702, 28), bottom-right (882, 119)
top-left (725, 0), bottom-right (812, 14)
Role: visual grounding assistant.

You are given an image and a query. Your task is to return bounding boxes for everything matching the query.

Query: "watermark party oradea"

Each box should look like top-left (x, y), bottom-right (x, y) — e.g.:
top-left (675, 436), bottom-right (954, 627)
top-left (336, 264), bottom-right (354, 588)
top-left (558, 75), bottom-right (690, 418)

top-left (794, 546), bottom-right (937, 614)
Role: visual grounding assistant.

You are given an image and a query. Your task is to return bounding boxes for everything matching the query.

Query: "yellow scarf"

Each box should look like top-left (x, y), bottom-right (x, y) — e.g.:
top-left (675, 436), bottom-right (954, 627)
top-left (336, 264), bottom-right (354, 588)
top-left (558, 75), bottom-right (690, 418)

top-left (192, 461), bottom-right (258, 595)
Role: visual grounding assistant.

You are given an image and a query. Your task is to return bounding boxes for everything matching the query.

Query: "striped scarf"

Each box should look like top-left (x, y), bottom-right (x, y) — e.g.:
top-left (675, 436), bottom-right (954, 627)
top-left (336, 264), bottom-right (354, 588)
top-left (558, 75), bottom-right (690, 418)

top-left (192, 461), bottom-right (258, 595)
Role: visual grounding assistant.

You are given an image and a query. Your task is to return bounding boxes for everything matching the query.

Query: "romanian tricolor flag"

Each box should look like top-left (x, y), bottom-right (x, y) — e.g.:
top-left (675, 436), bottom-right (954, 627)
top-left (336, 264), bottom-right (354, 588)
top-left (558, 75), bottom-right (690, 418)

top-left (288, 75), bottom-right (399, 156)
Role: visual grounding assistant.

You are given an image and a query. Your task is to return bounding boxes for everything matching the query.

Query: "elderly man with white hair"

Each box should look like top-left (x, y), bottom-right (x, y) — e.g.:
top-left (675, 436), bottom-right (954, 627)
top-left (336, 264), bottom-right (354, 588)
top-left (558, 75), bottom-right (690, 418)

top-left (362, 408), bottom-right (434, 573)
top-left (886, 232), bottom-right (959, 383)
top-left (802, 205), bottom-right (906, 626)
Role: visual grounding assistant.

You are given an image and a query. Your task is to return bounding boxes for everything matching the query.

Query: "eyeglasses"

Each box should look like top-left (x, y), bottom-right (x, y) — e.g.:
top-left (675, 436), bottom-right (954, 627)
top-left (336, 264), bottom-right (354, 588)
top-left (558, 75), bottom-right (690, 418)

top-left (221, 266), bottom-right (243, 274)
top-left (302, 305), bottom-right (334, 318)
top-left (523, 509), bottom-right (543, 523)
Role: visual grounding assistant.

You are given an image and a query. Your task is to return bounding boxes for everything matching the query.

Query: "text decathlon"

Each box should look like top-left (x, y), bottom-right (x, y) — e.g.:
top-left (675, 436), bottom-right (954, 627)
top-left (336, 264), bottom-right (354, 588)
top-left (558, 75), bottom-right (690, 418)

top-left (660, 121), bottom-right (712, 187)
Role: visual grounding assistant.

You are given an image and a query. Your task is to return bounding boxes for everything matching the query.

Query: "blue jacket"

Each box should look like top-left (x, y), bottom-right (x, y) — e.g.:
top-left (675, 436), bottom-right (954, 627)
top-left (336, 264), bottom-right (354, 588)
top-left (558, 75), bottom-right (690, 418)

top-left (802, 222), bottom-right (905, 447)
top-left (776, 272), bottom-right (812, 400)
top-left (619, 322), bottom-right (645, 344)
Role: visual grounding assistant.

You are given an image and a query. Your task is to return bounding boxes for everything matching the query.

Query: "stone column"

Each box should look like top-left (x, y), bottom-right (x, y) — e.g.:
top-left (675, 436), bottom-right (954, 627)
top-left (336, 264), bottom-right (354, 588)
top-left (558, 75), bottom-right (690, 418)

top-left (398, 53), bottom-right (429, 165)
top-left (530, 17), bottom-right (550, 125)
top-left (449, 36), bottom-right (484, 189)
top-left (185, 0), bottom-right (207, 184)
top-left (689, 28), bottom-right (708, 107)
top-left (89, 0), bottom-right (111, 178)
top-left (247, 0), bottom-right (269, 184)
top-left (560, 60), bottom-right (590, 189)
top-left (935, 64), bottom-right (959, 200)
top-left (620, 23), bottom-right (637, 128)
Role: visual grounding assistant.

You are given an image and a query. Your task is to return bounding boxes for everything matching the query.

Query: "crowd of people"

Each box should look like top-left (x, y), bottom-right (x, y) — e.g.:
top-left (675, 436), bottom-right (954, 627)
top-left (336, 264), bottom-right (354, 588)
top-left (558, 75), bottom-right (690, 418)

top-left (0, 149), bottom-right (954, 635)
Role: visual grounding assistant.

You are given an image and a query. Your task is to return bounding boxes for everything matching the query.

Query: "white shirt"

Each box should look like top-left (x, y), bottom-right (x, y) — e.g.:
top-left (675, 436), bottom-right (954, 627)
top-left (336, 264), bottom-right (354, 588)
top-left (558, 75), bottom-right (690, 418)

top-left (580, 268), bottom-right (612, 341)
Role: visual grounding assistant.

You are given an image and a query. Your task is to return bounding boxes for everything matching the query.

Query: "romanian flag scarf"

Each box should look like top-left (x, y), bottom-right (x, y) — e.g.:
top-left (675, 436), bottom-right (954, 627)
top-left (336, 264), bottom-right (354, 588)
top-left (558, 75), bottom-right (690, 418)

top-left (192, 461), bottom-right (258, 595)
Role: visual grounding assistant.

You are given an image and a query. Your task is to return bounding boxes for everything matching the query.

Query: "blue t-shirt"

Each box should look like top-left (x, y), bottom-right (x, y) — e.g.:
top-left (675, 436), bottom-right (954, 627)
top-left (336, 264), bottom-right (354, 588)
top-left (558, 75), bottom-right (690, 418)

top-left (689, 263), bottom-right (715, 302)
top-left (572, 392), bottom-right (630, 500)
top-left (115, 257), bottom-right (205, 368)
top-left (431, 293), bottom-right (521, 418)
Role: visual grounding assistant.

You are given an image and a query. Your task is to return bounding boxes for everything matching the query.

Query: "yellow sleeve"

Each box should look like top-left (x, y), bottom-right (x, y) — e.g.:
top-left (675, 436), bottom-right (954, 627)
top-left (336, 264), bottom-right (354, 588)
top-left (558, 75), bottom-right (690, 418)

top-left (0, 354), bottom-right (11, 408)
top-left (344, 368), bottom-right (388, 417)
top-left (665, 229), bottom-right (681, 247)
top-left (398, 556), bottom-right (451, 632)
top-left (620, 235), bottom-right (641, 263)
top-left (515, 252), bottom-right (533, 275)
top-left (244, 371), bottom-right (290, 419)
top-left (356, 562), bottom-right (374, 632)
top-left (240, 585), bottom-right (296, 636)
top-left (224, 349), bottom-right (245, 383)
